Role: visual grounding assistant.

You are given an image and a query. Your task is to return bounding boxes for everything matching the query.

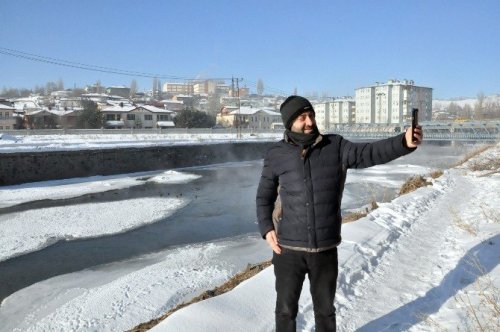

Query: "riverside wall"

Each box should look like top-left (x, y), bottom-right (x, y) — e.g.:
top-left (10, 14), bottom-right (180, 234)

top-left (0, 142), bottom-right (274, 186)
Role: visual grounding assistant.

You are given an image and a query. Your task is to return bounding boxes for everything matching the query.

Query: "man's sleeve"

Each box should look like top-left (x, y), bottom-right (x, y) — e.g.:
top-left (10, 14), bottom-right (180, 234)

top-left (340, 133), bottom-right (416, 169)
top-left (256, 150), bottom-right (279, 238)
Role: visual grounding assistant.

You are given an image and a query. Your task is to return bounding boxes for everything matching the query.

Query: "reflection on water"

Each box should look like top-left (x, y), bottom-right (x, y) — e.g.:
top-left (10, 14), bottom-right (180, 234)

top-left (0, 141), bottom-right (485, 302)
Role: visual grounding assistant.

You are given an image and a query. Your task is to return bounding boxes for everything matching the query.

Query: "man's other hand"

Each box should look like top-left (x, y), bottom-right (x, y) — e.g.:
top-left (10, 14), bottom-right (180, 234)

top-left (265, 230), bottom-right (282, 254)
top-left (405, 125), bottom-right (423, 148)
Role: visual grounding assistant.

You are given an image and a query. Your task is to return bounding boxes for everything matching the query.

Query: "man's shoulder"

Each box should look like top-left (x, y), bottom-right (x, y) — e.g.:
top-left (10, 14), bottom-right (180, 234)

top-left (319, 133), bottom-right (344, 146)
top-left (265, 139), bottom-right (288, 154)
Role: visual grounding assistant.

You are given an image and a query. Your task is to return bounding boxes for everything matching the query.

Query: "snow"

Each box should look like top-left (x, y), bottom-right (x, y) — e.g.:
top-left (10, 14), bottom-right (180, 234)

top-left (0, 197), bottom-right (187, 263)
top-left (0, 132), bottom-right (283, 153)
top-left (0, 142), bottom-right (498, 332)
top-left (0, 170), bottom-right (200, 209)
top-left (151, 144), bottom-right (500, 332)
top-left (0, 170), bottom-right (201, 261)
top-left (0, 236), bottom-right (270, 332)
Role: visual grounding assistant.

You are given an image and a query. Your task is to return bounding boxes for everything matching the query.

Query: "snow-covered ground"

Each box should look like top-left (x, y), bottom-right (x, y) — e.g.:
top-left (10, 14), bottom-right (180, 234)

top-left (0, 142), bottom-right (498, 331)
top-left (150, 144), bottom-right (499, 332)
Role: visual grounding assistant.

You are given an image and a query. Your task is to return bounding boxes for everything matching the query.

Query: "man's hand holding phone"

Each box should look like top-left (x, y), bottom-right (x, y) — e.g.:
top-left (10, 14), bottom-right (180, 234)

top-left (406, 108), bottom-right (423, 148)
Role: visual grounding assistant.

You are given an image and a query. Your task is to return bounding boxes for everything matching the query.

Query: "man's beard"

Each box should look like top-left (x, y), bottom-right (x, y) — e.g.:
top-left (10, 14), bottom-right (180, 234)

top-left (285, 125), bottom-right (319, 147)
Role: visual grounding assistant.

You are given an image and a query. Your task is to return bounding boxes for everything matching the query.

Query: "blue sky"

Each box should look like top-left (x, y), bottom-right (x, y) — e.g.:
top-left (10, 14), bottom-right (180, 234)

top-left (0, 0), bottom-right (499, 99)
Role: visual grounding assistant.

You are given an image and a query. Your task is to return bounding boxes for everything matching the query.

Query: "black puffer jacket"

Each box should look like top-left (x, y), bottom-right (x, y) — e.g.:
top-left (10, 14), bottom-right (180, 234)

top-left (256, 133), bottom-right (415, 251)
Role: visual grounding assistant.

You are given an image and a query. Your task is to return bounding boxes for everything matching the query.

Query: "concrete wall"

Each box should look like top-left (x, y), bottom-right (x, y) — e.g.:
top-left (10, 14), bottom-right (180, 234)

top-left (0, 142), bottom-right (274, 186)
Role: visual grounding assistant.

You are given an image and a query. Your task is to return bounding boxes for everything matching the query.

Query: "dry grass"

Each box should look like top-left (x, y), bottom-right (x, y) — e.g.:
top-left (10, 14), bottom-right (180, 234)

top-left (128, 260), bottom-right (272, 332)
top-left (399, 175), bottom-right (432, 195)
top-left (454, 256), bottom-right (500, 332)
top-left (430, 169), bottom-right (444, 179)
top-left (415, 313), bottom-right (449, 332)
top-left (454, 144), bottom-right (500, 175)
top-left (470, 154), bottom-right (500, 175)
top-left (343, 200), bottom-right (379, 223)
top-left (343, 211), bottom-right (368, 223)
top-left (451, 208), bottom-right (478, 236)
top-left (454, 145), bottom-right (493, 168)
top-left (479, 204), bottom-right (500, 223)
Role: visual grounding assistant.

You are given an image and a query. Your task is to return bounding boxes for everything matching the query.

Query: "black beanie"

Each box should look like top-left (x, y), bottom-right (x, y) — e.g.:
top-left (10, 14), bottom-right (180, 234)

top-left (280, 95), bottom-right (314, 129)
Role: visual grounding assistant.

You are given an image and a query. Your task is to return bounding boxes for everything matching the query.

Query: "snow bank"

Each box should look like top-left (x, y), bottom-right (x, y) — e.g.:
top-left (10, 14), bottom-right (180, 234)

top-left (0, 170), bottom-right (201, 209)
top-left (0, 236), bottom-right (271, 332)
top-left (0, 197), bottom-right (188, 262)
top-left (0, 167), bottom-right (202, 262)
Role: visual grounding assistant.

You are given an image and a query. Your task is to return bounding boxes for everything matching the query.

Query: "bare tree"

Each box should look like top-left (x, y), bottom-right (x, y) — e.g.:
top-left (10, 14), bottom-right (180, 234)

top-left (157, 79), bottom-right (162, 99)
top-left (152, 78), bottom-right (158, 99)
top-left (208, 92), bottom-right (221, 115)
top-left (474, 92), bottom-right (485, 119)
top-left (130, 79), bottom-right (138, 98)
top-left (257, 79), bottom-right (264, 95)
top-left (57, 78), bottom-right (64, 91)
top-left (45, 81), bottom-right (57, 95)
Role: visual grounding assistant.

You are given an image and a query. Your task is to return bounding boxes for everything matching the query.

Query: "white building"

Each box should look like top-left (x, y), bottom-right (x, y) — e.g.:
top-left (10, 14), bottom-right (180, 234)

top-left (101, 105), bottom-right (174, 129)
top-left (355, 80), bottom-right (432, 124)
top-left (193, 80), bottom-right (218, 95)
top-left (216, 106), bottom-right (281, 129)
top-left (0, 103), bottom-right (17, 130)
top-left (314, 98), bottom-right (355, 132)
top-left (162, 82), bottom-right (194, 95)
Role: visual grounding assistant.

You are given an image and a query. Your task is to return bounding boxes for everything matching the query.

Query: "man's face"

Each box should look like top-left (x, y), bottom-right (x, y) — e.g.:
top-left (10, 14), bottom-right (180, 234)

top-left (291, 110), bottom-right (316, 134)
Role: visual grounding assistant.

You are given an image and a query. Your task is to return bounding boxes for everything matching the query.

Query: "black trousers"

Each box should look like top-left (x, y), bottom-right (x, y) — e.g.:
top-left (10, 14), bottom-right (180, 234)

top-left (273, 248), bottom-right (338, 332)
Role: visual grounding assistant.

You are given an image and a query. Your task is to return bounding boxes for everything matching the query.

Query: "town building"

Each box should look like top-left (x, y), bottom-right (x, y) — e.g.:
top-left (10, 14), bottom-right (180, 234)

top-left (163, 82), bottom-right (194, 95)
top-left (105, 86), bottom-right (131, 98)
top-left (23, 108), bottom-right (81, 129)
top-left (355, 80), bottom-right (432, 124)
top-left (0, 103), bottom-right (17, 130)
top-left (216, 106), bottom-right (281, 129)
top-left (193, 80), bottom-right (218, 95)
top-left (100, 105), bottom-right (174, 129)
top-left (313, 98), bottom-right (355, 132)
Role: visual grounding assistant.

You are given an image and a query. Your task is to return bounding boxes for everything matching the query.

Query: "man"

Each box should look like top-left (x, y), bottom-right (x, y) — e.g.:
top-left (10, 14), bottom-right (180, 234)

top-left (256, 95), bottom-right (422, 332)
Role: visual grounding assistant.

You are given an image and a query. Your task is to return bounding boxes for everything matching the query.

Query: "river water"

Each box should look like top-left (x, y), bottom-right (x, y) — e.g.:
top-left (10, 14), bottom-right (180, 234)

top-left (0, 141), bottom-right (486, 302)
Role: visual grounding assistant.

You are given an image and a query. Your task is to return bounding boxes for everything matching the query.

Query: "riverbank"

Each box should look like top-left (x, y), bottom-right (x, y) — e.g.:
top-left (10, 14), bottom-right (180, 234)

top-left (147, 143), bottom-right (500, 331)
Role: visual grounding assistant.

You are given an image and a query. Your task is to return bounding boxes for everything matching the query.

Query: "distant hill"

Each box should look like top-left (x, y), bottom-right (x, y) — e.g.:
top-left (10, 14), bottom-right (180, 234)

top-left (433, 94), bottom-right (500, 110)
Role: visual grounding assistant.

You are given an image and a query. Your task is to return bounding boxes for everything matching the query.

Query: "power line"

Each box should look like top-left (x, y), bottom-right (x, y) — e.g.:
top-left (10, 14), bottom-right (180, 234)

top-left (0, 46), bottom-right (290, 95)
top-left (0, 46), bottom-right (231, 81)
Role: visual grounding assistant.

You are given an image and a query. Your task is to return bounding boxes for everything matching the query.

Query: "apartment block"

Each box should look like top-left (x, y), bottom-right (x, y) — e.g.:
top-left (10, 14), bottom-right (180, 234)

top-left (163, 82), bottom-right (194, 95)
top-left (313, 98), bottom-right (355, 132)
top-left (355, 80), bottom-right (432, 124)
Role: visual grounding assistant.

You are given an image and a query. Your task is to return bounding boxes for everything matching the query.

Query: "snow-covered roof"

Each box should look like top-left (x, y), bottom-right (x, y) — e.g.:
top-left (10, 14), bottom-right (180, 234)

top-left (101, 106), bottom-right (137, 113)
top-left (161, 100), bottom-right (184, 104)
top-left (47, 109), bottom-right (78, 116)
top-left (107, 100), bottom-right (134, 107)
top-left (228, 107), bottom-right (280, 116)
top-left (13, 100), bottom-right (40, 110)
top-left (139, 105), bottom-right (173, 113)
top-left (0, 104), bottom-right (16, 110)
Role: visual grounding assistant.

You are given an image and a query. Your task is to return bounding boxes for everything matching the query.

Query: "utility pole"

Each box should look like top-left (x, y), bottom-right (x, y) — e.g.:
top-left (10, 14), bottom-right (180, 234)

top-left (232, 77), bottom-right (244, 138)
top-left (376, 92), bottom-right (385, 124)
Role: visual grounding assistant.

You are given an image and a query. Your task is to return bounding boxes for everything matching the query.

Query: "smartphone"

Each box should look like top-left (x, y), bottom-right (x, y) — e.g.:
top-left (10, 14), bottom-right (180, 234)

top-left (411, 108), bottom-right (419, 143)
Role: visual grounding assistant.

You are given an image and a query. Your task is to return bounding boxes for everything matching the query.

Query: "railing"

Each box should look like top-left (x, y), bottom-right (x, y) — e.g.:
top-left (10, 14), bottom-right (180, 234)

top-left (1, 127), bottom-right (499, 141)
top-left (0, 127), bottom-right (286, 136)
